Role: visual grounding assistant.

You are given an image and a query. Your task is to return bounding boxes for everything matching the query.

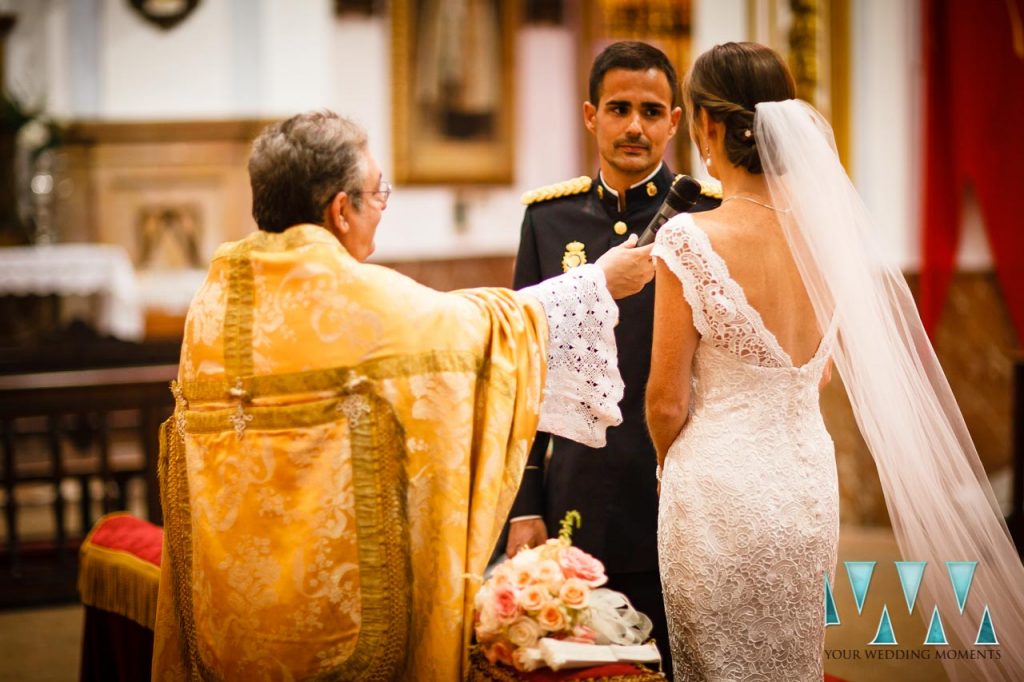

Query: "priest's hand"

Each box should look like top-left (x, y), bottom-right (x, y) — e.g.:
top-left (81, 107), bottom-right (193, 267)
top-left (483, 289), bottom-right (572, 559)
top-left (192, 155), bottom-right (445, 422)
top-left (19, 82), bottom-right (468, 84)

top-left (506, 518), bottom-right (547, 558)
top-left (595, 234), bottom-right (655, 299)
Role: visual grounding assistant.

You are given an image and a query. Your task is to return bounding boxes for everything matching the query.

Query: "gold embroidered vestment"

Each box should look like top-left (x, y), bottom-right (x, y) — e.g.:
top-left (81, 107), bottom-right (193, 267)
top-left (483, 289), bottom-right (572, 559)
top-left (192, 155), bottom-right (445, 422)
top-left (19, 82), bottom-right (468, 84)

top-left (152, 225), bottom-right (548, 680)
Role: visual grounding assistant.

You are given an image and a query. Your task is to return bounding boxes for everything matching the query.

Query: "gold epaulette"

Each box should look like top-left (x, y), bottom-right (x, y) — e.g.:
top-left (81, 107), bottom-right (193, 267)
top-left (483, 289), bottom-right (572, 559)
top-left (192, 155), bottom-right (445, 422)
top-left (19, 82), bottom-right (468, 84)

top-left (521, 176), bottom-right (592, 205)
top-left (698, 178), bottom-right (723, 199)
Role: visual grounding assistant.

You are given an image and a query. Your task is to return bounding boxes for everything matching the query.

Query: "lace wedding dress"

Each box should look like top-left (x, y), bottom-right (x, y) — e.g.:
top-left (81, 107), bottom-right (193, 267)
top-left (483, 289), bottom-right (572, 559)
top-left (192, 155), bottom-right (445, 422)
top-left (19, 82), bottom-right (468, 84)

top-left (653, 214), bottom-right (839, 681)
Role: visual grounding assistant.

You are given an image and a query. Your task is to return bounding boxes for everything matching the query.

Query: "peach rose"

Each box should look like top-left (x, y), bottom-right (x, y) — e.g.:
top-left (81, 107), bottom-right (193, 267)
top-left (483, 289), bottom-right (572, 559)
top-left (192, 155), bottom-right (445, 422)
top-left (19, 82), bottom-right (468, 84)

top-left (558, 546), bottom-right (607, 587)
top-left (517, 584), bottom-right (546, 612)
top-left (537, 601), bottom-right (567, 632)
top-left (492, 587), bottom-right (520, 624)
top-left (511, 566), bottom-right (535, 589)
top-left (483, 640), bottom-right (515, 666)
top-left (490, 569), bottom-right (514, 591)
top-left (506, 616), bottom-right (543, 648)
top-left (558, 577), bottom-right (590, 609)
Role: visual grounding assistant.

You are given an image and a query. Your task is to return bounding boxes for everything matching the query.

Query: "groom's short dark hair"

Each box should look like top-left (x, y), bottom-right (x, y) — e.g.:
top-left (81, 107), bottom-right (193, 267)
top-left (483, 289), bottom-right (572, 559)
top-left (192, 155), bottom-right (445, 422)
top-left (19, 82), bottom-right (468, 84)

top-left (588, 41), bottom-right (679, 108)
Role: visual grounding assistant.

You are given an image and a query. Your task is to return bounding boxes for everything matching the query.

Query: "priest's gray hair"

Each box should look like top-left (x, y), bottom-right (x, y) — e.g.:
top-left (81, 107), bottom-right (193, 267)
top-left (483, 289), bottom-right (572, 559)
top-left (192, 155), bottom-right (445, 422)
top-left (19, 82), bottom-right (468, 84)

top-left (249, 110), bottom-right (368, 233)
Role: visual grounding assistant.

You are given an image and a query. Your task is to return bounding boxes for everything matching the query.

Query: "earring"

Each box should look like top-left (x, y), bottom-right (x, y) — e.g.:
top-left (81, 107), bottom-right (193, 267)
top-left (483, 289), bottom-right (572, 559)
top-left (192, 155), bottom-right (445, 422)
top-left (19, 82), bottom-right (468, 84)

top-left (704, 144), bottom-right (712, 169)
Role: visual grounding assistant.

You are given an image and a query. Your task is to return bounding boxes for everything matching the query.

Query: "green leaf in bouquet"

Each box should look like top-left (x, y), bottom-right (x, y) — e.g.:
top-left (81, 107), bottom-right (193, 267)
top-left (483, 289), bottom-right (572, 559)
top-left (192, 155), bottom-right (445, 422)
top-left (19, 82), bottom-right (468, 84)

top-left (558, 510), bottom-right (581, 542)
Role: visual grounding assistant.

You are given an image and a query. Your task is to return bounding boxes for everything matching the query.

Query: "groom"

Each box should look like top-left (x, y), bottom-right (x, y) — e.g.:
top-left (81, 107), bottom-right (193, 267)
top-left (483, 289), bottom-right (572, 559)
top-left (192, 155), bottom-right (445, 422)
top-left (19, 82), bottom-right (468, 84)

top-left (508, 42), bottom-right (720, 674)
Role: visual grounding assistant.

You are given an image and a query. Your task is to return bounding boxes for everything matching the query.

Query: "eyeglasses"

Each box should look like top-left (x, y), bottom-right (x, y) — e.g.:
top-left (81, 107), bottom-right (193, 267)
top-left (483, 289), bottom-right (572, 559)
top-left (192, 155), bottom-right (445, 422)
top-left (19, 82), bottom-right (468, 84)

top-left (357, 180), bottom-right (392, 203)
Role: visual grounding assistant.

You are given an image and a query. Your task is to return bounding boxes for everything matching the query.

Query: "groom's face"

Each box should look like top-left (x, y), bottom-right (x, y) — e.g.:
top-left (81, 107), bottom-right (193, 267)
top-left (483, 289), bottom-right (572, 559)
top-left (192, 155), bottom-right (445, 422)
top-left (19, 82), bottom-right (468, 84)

top-left (584, 67), bottom-right (681, 185)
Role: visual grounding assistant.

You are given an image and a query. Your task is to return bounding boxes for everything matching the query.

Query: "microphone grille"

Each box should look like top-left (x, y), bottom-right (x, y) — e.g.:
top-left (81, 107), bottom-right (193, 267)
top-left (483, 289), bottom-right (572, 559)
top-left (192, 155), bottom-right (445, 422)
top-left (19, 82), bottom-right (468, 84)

top-left (666, 175), bottom-right (702, 211)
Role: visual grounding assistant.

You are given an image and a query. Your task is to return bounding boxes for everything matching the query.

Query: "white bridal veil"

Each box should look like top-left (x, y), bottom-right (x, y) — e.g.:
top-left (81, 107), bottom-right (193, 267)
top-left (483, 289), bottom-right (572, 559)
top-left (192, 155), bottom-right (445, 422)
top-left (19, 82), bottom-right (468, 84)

top-left (755, 100), bottom-right (1024, 681)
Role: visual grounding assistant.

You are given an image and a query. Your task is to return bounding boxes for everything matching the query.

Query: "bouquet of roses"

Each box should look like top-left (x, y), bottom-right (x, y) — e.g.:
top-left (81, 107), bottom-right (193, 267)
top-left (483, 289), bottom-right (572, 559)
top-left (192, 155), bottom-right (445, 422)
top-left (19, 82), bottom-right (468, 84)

top-left (474, 512), bottom-right (653, 672)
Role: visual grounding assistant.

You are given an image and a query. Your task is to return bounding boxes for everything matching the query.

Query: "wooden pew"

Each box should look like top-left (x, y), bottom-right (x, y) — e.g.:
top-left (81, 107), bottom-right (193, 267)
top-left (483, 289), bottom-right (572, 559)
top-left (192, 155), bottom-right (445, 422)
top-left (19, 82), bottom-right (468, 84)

top-left (0, 364), bottom-right (176, 607)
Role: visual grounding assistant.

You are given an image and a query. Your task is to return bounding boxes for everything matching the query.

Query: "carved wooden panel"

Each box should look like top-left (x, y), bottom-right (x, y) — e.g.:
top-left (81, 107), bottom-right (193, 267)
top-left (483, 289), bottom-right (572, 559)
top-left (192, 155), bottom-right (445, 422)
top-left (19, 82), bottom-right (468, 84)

top-left (57, 120), bottom-right (274, 263)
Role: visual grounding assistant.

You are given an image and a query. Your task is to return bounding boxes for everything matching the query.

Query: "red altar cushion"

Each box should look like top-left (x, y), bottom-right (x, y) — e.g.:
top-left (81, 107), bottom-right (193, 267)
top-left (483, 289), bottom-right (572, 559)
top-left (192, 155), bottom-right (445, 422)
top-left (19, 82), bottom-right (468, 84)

top-left (86, 513), bottom-right (163, 566)
top-left (78, 513), bottom-right (164, 631)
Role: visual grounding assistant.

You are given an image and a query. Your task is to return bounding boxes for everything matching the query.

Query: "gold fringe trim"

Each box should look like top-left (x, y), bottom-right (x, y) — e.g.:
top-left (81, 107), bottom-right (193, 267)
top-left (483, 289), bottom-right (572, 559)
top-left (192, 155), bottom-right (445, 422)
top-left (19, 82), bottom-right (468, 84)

top-left (78, 513), bottom-right (161, 630)
top-left (160, 415), bottom-right (216, 679)
top-left (78, 544), bottom-right (160, 630)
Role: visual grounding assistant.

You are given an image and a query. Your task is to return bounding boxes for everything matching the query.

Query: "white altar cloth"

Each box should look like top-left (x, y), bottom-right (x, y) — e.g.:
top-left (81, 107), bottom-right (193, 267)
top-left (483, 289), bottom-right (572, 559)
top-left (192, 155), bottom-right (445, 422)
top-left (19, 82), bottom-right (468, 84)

top-left (0, 243), bottom-right (144, 341)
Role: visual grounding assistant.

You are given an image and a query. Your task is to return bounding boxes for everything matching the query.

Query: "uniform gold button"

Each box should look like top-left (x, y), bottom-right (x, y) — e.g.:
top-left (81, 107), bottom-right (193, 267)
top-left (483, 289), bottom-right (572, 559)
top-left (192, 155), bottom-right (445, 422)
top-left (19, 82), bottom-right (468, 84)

top-left (646, 181), bottom-right (657, 197)
top-left (613, 221), bottom-right (628, 235)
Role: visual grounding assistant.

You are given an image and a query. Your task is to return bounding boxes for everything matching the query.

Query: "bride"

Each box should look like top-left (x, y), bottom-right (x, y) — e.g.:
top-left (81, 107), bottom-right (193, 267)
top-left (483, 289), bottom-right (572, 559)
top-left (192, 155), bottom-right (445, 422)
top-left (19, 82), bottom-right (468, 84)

top-left (646, 42), bottom-right (1024, 680)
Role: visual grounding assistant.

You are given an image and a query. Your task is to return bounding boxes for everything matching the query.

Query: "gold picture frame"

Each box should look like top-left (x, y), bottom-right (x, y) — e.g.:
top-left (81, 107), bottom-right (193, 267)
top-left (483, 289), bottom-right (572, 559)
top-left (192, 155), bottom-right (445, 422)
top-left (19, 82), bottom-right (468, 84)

top-left (391, 0), bottom-right (517, 184)
top-left (747, 0), bottom-right (851, 170)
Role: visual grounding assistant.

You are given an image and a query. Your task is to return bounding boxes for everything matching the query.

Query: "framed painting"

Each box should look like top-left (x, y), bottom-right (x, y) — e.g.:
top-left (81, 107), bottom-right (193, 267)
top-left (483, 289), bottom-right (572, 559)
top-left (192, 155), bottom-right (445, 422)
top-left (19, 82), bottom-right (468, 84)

top-left (391, 0), bottom-right (517, 184)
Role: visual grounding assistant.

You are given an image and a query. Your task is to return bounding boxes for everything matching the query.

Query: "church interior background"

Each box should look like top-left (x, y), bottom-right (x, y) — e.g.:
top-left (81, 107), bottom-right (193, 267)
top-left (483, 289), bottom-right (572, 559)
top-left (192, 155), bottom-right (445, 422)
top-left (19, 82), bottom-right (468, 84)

top-left (0, 1), bottom-right (1020, 680)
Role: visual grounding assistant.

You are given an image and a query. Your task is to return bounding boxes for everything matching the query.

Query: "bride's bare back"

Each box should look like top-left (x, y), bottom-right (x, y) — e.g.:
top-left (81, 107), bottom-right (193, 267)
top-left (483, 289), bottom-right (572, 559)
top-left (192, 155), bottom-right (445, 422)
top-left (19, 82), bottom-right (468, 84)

top-left (694, 201), bottom-right (823, 367)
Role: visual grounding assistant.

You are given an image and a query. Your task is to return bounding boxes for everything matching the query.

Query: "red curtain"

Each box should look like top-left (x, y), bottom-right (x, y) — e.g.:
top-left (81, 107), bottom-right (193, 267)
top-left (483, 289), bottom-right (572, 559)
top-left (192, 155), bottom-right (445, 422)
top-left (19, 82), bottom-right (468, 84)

top-left (921, 0), bottom-right (1024, 340)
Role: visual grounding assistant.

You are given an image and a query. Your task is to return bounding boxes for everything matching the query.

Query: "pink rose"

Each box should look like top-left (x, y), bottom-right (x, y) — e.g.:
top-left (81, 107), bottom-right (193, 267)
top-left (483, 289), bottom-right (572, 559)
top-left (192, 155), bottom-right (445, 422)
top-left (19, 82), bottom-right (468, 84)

top-left (537, 601), bottom-right (567, 632)
top-left (517, 584), bottom-right (546, 612)
top-left (558, 546), bottom-right (607, 587)
top-left (492, 587), bottom-right (520, 624)
top-left (558, 577), bottom-right (590, 609)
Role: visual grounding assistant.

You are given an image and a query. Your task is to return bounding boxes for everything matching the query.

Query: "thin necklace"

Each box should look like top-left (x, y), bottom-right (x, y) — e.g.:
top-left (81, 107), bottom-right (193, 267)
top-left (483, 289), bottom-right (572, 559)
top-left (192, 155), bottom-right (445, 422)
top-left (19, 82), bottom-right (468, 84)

top-left (722, 194), bottom-right (791, 213)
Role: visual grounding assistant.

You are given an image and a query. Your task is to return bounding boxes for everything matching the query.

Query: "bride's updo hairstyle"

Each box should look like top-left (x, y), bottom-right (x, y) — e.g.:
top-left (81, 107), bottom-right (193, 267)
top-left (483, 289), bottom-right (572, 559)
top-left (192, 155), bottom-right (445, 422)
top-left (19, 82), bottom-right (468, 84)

top-left (685, 42), bottom-right (796, 174)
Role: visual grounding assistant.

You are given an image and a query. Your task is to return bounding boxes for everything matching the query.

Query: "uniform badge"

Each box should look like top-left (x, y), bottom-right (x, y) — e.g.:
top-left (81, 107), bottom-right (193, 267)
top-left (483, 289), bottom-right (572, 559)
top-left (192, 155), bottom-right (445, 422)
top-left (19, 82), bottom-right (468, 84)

top-left (646, 181), bottom-right (657, 197)
top-left (562, 241), bottom-right (587, 271)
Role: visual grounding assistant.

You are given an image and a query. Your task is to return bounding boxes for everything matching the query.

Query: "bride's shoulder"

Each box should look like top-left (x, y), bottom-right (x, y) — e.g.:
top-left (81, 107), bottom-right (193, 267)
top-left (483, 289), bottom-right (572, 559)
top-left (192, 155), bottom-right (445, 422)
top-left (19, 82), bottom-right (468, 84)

top-left (660, 210), bottom-right (728, 246)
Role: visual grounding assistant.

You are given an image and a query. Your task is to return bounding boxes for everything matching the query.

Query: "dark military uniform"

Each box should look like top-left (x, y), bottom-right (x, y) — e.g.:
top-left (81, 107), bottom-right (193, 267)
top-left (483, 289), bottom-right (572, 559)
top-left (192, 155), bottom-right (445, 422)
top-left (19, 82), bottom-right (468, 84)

top-left (511, 164), bottom-right (720, 674)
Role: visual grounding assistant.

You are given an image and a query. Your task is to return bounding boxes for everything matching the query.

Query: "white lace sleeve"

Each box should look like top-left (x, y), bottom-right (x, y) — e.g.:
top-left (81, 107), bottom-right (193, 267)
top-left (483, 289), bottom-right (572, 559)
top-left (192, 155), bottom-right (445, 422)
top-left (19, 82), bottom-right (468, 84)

top-left (520, 264), bottom-right (624, 448)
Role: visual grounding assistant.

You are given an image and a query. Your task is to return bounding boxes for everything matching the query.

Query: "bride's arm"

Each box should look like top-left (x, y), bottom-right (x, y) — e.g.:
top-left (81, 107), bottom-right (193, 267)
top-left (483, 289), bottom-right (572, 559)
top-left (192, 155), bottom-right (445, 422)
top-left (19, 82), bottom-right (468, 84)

top-left (646, 258), bottom-right (699, 471)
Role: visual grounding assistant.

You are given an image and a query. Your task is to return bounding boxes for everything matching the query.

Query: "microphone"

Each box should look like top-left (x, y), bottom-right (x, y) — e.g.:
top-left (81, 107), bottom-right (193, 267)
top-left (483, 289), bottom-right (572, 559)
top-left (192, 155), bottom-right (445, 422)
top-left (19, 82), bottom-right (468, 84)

top-left (636, 175), bottom-right (703, 246)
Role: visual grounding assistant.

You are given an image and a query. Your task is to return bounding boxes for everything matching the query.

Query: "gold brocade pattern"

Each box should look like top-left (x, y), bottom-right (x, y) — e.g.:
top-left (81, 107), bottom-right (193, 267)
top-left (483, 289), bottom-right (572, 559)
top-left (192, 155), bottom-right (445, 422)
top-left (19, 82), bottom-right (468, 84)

top-left (152, 224), bottom-right (547, 681)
